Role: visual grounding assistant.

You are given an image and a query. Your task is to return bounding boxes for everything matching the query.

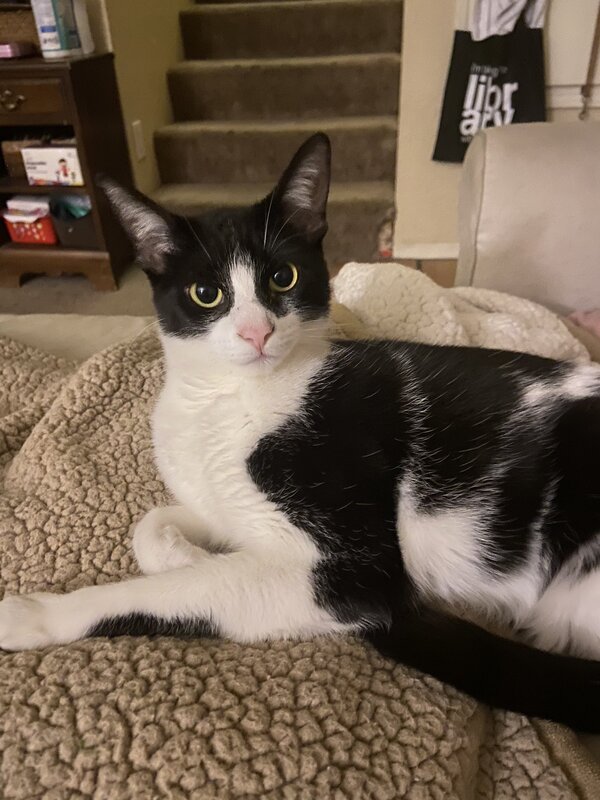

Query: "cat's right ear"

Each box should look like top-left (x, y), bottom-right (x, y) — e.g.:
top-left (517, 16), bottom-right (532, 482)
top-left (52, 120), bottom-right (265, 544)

top-left (98, 177), bottom-right (176, 275)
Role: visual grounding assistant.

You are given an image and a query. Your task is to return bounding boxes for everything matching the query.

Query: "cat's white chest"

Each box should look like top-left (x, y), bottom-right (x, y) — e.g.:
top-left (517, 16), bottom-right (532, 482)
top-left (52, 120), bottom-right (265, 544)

top-left (151, 356), bottom-right (325, 549)
top-left (153, 384), bottom-right (269, 534)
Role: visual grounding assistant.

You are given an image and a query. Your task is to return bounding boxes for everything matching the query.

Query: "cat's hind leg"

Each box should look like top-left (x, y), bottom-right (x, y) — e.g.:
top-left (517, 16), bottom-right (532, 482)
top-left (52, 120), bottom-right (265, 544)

top-left (523, 538), bottom-right (600, 659)
top-left (525, 393), bottom-right (600, 658)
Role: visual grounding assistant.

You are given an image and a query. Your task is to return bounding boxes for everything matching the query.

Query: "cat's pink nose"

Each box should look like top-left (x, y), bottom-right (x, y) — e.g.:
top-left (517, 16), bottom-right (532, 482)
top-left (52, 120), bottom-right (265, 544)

top-left (237, 322), bottom-right (274, 353)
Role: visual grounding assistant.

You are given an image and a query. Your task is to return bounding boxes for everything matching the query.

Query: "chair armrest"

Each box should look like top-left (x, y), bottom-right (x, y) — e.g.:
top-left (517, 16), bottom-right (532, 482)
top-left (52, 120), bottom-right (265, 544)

top-left (457, 122), bottom-right (600, 315)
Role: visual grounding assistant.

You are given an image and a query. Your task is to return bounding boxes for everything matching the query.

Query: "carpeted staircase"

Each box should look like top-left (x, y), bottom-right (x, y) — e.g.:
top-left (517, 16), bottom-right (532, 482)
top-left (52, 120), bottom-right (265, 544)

top-left (153, 0), bottom-right (402, 269)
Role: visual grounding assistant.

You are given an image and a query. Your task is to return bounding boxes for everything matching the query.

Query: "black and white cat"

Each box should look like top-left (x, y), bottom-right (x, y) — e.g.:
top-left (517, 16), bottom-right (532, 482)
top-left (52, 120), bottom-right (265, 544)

top-left (1, 134), bottom-right (600, 731)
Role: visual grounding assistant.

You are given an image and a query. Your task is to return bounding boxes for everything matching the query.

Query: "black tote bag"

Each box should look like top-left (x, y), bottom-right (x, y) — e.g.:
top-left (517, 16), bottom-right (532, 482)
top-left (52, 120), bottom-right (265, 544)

top-left (433, 17), bottom-right (546, 163)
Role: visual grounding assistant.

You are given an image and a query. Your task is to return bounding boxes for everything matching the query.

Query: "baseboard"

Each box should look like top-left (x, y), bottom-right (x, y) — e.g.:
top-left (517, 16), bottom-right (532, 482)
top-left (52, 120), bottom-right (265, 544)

top-left (548, 85), bottom-right (600, 110)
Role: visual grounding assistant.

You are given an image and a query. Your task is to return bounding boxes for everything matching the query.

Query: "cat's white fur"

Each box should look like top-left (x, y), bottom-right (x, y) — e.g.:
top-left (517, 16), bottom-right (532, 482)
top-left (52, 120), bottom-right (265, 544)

top-left (1, 263), bottom-right (600, 660)
top-left (398, 479), bottom-right (546, 623)
top-left (523, 364), bottom-right (600, 407)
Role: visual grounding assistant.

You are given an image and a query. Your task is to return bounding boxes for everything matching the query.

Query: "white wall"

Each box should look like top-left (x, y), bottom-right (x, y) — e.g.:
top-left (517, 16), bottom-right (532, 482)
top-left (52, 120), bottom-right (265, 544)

top-left (393, 0), bottom-right (600, 260)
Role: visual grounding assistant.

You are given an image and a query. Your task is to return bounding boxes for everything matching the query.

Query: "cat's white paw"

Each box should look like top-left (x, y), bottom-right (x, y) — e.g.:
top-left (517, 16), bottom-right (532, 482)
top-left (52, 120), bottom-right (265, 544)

top-left (133, 518), bottom-right (207, 575)
top-left (0, 593), bottom-right (59, 651)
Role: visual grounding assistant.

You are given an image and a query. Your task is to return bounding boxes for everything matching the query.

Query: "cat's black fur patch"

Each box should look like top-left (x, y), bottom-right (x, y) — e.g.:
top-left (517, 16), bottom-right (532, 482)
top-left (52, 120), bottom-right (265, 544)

top-left (89, 613), bottom-right (217, 639)
top-left (545, 396), bottom-right (600, 569)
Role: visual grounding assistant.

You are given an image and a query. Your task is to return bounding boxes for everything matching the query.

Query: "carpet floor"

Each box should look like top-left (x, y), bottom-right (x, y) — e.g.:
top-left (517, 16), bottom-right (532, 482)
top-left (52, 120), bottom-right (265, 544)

top-left (0, 265), bottom-right (154, 316)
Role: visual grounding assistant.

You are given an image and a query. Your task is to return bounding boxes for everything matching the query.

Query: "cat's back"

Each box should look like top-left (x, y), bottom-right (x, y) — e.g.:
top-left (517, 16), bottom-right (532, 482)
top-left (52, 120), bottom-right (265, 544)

top-left (277, 338), bottom-right (600, 508)
top-left (328, 337), bottom-right (598, 425)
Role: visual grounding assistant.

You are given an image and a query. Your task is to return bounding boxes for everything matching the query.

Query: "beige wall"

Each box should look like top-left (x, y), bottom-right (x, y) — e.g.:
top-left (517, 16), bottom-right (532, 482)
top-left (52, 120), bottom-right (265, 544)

top-left (393, 0), bottom-right (600, 260)
top-left (86, 0), bottom-right (191, 194)
top-left (393, 0), bottom-right (458, 259)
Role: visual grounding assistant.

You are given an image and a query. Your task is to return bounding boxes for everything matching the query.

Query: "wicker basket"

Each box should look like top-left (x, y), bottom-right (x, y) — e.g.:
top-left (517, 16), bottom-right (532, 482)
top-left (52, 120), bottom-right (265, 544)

top-left (1, 138), bottom-right (44, 178)
top-left (0, 8), bottom-right (40, 49)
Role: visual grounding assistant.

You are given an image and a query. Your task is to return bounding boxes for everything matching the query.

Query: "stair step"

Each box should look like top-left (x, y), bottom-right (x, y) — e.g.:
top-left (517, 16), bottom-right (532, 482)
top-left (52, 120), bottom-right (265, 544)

top-left (181, 0), bottom-right (402, 60)
top-left (168, 54), bottom-right (401, 121)
top-left (155, 117), bottom-right (397, 184)
top-left (153, 181), bottom-right (394, 267)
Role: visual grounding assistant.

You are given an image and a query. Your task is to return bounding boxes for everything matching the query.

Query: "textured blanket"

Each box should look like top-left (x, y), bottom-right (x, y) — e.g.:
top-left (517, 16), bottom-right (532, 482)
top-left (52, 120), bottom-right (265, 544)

top-left (333, 263), bottom-right (590, 362)
top-left (1, 280), bottom-right (600, 797)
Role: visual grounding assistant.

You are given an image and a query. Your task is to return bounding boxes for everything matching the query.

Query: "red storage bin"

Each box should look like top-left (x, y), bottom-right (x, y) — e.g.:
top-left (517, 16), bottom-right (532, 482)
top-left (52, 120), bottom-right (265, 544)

top-left (2, 213), bottom-right (57, 245)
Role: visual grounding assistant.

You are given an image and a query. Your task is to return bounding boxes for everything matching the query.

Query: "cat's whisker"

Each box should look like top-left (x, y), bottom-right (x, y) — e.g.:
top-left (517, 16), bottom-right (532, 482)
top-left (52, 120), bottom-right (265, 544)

top-left (124, 319), bottom-right (160, 346)
top-left (268, 208), bottom-right (302, 253)
top-left (263, 191), bottom-right (275, 249)
top-left (184, 217), bottom-right (213, 264)
top-left (270, 231), bottom-right (304, 259)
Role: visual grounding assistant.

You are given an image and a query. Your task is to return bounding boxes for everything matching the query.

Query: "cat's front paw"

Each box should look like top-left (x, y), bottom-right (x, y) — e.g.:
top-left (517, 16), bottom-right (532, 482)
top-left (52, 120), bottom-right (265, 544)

top-left (0, 593), bottom-right (58, 651)
top-left (133, 513), bottom-right (208, 575)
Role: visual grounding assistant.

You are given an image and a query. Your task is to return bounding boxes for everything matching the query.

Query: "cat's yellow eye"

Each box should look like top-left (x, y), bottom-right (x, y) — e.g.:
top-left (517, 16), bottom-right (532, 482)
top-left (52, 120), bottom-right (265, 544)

top-left (188, 283), bottom-right (224, 309)
top-left (270, 263), bottom-right (298, 293)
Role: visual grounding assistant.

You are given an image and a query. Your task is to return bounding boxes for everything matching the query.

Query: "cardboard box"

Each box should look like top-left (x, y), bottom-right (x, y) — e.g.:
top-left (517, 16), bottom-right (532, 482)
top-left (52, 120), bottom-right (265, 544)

top-left (1, 138), bottom-right (44, 178)
top-left (21, 146), bottom-right (84, 187)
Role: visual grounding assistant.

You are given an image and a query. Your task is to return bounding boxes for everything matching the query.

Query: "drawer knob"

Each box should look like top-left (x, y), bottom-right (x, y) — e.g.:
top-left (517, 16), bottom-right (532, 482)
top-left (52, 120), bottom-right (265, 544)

top-left (0, 89), bottom-right (26, 112)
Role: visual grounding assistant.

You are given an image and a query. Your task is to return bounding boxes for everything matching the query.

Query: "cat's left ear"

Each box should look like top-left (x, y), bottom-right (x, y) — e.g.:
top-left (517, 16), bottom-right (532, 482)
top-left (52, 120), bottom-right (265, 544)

top-left (272, 132), bottom-right (331, 243)
top-left (98, 177), bottom-right (176, 275)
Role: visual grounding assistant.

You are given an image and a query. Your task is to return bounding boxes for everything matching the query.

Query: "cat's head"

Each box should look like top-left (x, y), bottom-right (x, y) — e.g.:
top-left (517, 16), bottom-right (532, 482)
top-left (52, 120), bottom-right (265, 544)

top-left (101, 133), bottom-right (331, 372)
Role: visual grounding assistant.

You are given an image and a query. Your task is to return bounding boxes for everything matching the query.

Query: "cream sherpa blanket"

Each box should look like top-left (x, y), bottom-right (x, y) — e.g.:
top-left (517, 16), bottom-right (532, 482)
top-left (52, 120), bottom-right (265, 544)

top-left (1, 266), bottom-right (600, 799)
top-left (333, 263), bottom-right (590, 361)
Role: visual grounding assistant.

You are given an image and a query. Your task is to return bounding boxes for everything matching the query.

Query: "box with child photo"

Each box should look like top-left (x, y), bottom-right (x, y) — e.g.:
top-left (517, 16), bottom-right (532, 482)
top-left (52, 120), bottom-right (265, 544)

top-left (21, 147), bottom-right (84, 187)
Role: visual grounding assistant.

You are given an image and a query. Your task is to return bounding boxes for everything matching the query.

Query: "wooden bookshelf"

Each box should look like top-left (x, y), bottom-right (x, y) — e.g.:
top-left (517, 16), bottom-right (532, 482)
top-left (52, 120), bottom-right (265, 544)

top-left (0, 53), bottom-right (133, 290)
top-left (0, 176), bottom-right (89, 194)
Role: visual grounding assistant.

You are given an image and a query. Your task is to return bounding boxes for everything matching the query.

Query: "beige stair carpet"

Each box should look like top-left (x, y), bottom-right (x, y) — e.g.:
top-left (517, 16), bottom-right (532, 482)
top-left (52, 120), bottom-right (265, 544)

top-left (154, 0), bottom-right (402, 266)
